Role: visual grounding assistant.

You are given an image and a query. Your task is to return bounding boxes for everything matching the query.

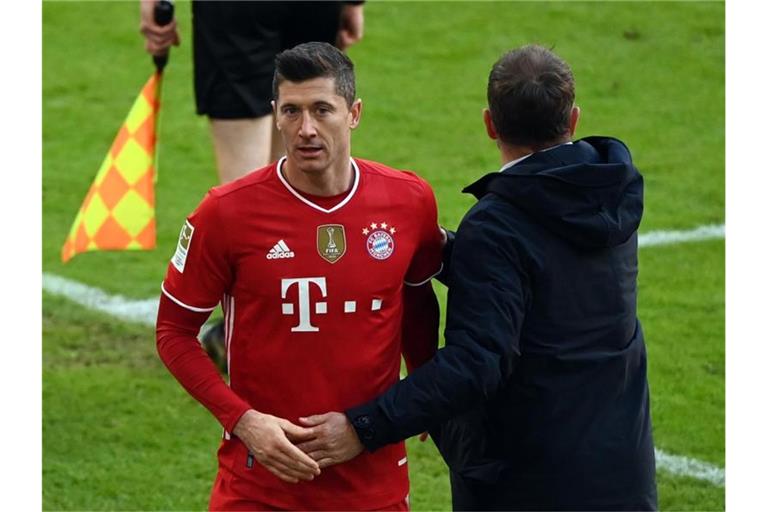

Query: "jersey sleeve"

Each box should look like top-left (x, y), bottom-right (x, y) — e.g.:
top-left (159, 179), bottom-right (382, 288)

top-left (401, 281), bottom-right (439, 373)
top-left (404, 178), bottom-right (443, 286)
top-left (161, 191), bottom-right (233, 312)
top-left (156, 294), bottom-right (252, 432)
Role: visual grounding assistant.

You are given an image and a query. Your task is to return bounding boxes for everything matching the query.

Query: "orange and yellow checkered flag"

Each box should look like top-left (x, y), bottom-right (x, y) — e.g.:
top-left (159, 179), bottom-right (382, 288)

top-left (61, 72), bottom-right (162, 263)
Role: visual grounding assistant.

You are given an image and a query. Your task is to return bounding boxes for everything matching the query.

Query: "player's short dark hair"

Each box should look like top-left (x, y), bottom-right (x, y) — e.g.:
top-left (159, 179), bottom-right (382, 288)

top-left (487, 45), bottom-right (575, 148)
top-left (273, 42), bottom-right (356, 107)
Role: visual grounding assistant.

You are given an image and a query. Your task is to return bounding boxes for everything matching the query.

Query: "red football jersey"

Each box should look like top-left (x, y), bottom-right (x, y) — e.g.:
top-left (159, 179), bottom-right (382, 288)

top-left (161, 157), bottom-right (442, 510)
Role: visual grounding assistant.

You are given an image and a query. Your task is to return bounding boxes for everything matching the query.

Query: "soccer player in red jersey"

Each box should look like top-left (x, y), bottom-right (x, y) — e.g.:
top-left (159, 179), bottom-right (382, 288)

top-left (155, 42), bottom-right (443, 510)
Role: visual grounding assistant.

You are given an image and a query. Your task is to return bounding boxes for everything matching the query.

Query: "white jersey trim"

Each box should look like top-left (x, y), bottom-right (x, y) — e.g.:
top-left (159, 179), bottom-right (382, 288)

top-left (224, 294), bottom-right (235, 373)
top-left (404, 262), bottom-right (444, 287)
top-left (161, 282), bottom-right (218, 312)
top-left (276, 156), bottom-right (360, 214)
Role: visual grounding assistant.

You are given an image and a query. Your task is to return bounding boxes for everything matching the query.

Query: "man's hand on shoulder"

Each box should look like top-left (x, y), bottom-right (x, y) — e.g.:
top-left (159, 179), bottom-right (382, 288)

top-left (297, 412), bottom-right (364, 468)
top-left (232, 409), bottom-right (320, 483)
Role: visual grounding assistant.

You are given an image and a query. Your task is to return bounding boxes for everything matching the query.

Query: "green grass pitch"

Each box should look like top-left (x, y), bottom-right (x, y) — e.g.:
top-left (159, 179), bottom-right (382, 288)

top-left (43, 1), bottom-right (724, 510)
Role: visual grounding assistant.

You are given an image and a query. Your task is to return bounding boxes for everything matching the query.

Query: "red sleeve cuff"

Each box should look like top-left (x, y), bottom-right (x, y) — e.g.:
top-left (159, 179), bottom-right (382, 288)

top-left (223, 402), bottom-right (252, 434)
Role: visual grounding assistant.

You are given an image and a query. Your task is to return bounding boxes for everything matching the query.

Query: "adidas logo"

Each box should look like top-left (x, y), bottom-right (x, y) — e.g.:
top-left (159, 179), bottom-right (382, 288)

top-left (267, 240), bottom-right (295, 260)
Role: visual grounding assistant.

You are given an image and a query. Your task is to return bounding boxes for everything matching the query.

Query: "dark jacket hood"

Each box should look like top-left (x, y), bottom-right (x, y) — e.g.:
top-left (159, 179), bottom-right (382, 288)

top-left (463, 136), bottom-right (643, 248)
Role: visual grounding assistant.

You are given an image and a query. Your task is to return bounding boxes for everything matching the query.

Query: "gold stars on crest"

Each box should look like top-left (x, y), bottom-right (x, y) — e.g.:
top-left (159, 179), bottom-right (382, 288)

top-left (362, 222), bottom-right (397, 236)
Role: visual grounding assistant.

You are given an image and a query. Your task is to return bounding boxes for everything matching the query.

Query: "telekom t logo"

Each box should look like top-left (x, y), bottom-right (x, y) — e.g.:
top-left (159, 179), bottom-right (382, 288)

top-left (281, 277), bottom-right (382, 332)
top-left (281, 277), bottom-right (327, 332)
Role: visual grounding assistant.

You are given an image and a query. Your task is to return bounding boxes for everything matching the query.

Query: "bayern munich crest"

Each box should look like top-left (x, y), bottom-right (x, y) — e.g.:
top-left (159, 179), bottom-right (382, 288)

top-left (362, 222), bottom-right (396, 260)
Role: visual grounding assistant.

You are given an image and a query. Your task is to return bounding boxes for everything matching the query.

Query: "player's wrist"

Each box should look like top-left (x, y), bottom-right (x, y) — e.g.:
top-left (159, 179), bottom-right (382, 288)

top-left (232, 408), bottom-right (260, 435)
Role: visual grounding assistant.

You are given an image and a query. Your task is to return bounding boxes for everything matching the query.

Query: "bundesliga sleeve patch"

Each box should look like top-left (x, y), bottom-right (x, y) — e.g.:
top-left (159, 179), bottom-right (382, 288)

top-left (171, 220), bottom-right (195, 273)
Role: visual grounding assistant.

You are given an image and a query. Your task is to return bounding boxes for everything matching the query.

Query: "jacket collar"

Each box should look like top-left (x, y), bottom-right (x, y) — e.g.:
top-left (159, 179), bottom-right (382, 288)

top-left (463, 139), bottom-right (601, 199)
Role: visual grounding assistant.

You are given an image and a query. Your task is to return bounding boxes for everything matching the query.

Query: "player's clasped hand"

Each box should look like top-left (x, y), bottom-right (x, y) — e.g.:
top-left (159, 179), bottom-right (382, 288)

top-left (297, 412), bottom-right (364, 469)
top-left (232, 410), bottom-right (320, 484)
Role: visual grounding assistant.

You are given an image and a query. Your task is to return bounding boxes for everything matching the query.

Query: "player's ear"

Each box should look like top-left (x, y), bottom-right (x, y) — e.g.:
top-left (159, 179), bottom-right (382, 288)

top-left (349, 99), bottom-right (362, 129)
top-left (272, 100), bottom-right (280, 130)
top-left (569, 106), bottom-right (580, 137)
top-left (483, 108), bottom-right (498, 140)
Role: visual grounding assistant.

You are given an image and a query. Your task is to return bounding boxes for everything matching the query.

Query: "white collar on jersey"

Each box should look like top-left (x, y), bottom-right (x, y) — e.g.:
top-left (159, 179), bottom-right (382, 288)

top-left (276, 156), bottom-right (360, 214)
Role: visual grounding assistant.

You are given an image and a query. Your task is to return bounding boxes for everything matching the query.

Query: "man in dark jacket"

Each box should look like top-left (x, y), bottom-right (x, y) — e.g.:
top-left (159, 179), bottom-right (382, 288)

top-left (297, 45), bottom-right (658, 511)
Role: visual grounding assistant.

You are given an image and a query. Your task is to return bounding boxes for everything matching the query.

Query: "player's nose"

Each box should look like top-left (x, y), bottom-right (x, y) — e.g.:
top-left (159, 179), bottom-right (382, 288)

top-left (298, 111), bottom-right (318, 138)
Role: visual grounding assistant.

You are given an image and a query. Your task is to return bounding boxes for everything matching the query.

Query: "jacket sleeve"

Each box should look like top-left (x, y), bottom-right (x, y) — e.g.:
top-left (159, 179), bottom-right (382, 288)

top-left (346, 205), bottom-right (529, 450)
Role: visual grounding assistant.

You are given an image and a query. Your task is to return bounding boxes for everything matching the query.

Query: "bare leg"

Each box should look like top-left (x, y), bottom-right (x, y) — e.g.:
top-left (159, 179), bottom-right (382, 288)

top-left (209, 115), bottom-right (275, 184)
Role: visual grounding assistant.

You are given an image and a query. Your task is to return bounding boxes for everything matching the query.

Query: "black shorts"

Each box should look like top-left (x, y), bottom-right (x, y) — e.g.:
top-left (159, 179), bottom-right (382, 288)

top-left (192, 1), bottom-right (343, 119)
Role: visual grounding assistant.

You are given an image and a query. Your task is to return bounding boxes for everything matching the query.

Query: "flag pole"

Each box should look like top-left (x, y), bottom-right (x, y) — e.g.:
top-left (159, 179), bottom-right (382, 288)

top-left (152, 0), bottom-right (175, 73)
top-left (150, 0), bottom-right (174, 185)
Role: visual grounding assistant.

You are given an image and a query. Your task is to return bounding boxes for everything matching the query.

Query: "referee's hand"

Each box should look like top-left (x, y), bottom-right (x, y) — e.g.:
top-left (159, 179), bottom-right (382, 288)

top-left (233, 409), bottom-right (321, 483)
top-left (139, 0), bottom-right (180, 56)
top-left (337, 3), bottom-right (364, 51)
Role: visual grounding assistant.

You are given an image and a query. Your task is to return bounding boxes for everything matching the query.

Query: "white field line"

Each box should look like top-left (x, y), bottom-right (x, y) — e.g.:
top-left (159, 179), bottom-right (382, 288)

top-left (42, 223), bottom-right (726, 485)
top-left (639, 223), bottom-right (724, 247)
top-left (42, 273), bottom-right (158, 327)
top-left (655, 448), bottom-right (724, 486)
